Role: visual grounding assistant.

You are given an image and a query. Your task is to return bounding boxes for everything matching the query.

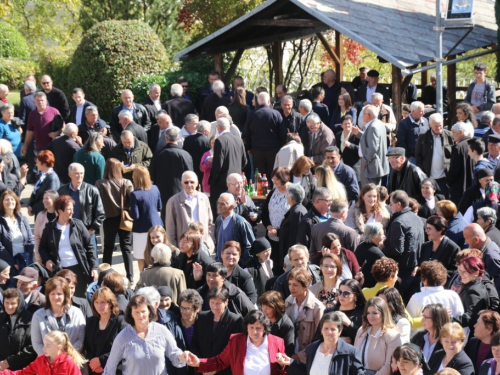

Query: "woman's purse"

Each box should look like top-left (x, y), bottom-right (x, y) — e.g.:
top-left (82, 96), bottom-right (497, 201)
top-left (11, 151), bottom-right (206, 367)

top-left (119, 183), bottom-right (133, 231)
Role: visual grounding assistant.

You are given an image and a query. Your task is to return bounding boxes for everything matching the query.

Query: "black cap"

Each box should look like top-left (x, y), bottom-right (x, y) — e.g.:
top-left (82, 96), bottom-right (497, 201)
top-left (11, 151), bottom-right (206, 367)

top-left (156, 286), bottom-right (173, 298)
top-left (367, 69), bottom-right (380, 78)
top-left (477, 168), bottom-right (494, 180)
top-left (0, 259), bottom-right (9, 273)
top-left (421, 178), bottom-right (438, 191)
top-left (489, 134), bottom-right (500, 144)
top-left (251, 237), bottom-right (271, 255)
top-left (386, 147), bottom-right (405, 157)
top-left (95, 121), bottom-right (110, 131)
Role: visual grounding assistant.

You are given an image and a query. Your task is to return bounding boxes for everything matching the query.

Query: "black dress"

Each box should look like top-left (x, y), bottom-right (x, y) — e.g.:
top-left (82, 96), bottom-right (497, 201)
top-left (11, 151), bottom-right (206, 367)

top-left (328, 305), bottom-right (364, 344)
top-left (418, 236), bottom-right (460, 279)
top-left (354, 241), bottom-right (385, 288)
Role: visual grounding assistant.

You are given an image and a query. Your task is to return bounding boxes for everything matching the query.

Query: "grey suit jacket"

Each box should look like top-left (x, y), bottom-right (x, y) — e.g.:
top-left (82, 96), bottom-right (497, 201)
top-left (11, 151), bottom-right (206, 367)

top-left (359, 119), bottom-right (389, 178)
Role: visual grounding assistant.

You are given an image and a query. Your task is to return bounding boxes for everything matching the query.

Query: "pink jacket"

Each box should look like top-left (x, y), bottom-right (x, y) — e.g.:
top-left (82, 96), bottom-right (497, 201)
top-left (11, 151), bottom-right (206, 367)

top-left (33, 211), bottom-right (53, 261)
top-left (199, 150), bottom-right (213, 193)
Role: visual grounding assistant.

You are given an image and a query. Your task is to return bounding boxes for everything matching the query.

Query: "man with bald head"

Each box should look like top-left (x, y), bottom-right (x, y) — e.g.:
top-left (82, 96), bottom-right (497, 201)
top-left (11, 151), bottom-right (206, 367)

top-left (200, 80), bottom-right (230, 122)
top-left (165, 171), bottom-right (214, 253)
top-left (226, 173), bottom-right (259, 227)
top-left (40, 75), bottom-right (70, 121)
top-left (110, 89), bottom-right (151, 141)
top-left (0, 84), bottom-right (9, 104)
top-left (321, 69), bottom-right (341, 115)
top-left (110, 130), bottom-right (152, 181)
top-left (245, 92), bottom-right (285, 185)
top-left (162, 83), bottom-right (197, 127)
top-left (463, 223), bottom-right (500, 291)
top-left (46, 123), bottom-right (82, 184)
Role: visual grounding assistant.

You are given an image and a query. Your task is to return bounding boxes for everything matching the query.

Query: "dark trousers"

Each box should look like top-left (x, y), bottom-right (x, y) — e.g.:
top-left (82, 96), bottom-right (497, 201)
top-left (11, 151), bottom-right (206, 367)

top-left (253, 150), bottom-right (278, 189)
top-left (435, 177), bottom-right (449, 199)
top-left (267, 235), bottom-right (282, 276)
top-left (102, 215), bottom-right (134, 282)
top-left (210, 183), bottom-right (226, 219)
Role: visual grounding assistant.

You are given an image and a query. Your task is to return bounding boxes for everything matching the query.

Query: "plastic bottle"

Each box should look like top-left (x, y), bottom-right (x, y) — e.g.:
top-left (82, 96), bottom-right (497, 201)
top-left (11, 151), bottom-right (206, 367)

top-left (242, 172), bottom-right (247, 186)
top-left (254, 168), bottom-right (259, 187)
top-left (262, 174), bottom-right (268, 196)
top-left (248, 180), bottom-right (254, 196)
top-left (257, 173), bottom-right (263, 196)
top-left (312, 174), bottom-right (317, 185)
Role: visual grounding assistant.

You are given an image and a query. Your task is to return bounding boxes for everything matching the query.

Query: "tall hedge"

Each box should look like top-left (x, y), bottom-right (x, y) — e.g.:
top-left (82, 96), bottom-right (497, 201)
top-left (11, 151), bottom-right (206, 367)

top-left (0, 22), bottom-right (30, 59)
top-left (67, 20), bottom-right (168, 122)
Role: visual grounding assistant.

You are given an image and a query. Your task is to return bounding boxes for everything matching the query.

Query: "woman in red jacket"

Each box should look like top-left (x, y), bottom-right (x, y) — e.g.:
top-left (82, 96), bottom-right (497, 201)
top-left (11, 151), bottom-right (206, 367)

top-left (0, 330), bottom-right (85, 375)
top-left (187, 310), bottom-right (286, 375)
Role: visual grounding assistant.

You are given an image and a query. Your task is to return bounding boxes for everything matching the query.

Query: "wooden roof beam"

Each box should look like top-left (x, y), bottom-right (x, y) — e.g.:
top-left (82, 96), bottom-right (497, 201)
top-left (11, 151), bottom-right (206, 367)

top-left (316, 32), bottom-right (340, 66)
top-left (247, 19), bottom-right (324, 27)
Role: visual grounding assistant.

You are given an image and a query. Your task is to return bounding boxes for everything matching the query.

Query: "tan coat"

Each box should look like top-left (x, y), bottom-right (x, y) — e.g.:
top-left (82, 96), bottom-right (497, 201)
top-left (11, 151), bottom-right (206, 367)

top-left (285, 290), bottom-right (325, 358)
top-left (165, 191), bottom-right (215, 252)
top-left (136, 265), bottom-right (187, 304)
top-left (345, 204), bottom-right (391, 240)
top-left (274, 140), bottom-right (304, 169)
top-left (353, 327), bottom-right (402, 375)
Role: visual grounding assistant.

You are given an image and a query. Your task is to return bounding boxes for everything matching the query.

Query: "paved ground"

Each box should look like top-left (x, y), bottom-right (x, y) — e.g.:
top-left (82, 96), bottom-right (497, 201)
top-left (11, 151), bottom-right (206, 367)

top-left (21, 183), bottom-right (140, 285)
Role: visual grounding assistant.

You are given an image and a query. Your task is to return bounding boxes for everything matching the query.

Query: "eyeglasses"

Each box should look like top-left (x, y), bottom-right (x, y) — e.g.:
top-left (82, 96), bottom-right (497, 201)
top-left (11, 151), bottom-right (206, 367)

top-left (183, 181), bottom-right (196, 185)
top-left (422, 315), bottom-right (432, 320)
top-left (180, 306), bottom-right (194, 312)
top-left (228, 182), bottom-right (243, 186)
top-left (339, 291), bottom-right (353, 297)
top-left (318, 199), bottom-right (333, 203)
top-left (425, 227), bottom-right (434, 232)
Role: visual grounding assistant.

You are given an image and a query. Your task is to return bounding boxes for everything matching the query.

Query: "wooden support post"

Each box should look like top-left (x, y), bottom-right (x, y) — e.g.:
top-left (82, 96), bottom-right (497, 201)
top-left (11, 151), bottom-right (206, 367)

top-left (392, 65), bottom-right (402, 122)
top-left (316, 32), bottom-right (341, 67)
top-left (223, 49), bottom-right (244, 88)
top-left (272, 41), bottom-right (283, 87)
top-left (401, 74), bottom-right (413, 104)
top-left (447, 55), bottom-right (457, 126)
top-left (335, 31), bottom-right (344, 80)
top-left (421, 61), bottom-right (429, 90)
top-left (214, 53), bottom-right (224, 77)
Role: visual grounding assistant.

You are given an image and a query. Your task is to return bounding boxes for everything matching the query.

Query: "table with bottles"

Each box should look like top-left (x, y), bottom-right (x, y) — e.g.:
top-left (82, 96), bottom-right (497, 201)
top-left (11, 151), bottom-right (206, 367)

top-left (243, 169), bottom-right (269, 204)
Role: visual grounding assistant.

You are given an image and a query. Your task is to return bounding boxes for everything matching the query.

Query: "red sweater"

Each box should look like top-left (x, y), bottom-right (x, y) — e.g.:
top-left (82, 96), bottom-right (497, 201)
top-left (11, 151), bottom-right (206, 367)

top-left (197, 333), bottom-right (286, 375)
top-left (0, 353), bottom-right (81, 375)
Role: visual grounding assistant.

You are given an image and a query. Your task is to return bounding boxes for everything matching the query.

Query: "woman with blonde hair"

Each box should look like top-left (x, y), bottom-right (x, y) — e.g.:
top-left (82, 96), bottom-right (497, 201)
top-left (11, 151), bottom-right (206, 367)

top-left (315, 164), bottom-right (346, 200)
top-left (354, 297), bottom-right (402, 375)
top-left (290, 156), bottom-right (315, 209)
top-left (130, 166), bottom-right (163, 271)
top-left (143, 225), bottom-right (180, 268)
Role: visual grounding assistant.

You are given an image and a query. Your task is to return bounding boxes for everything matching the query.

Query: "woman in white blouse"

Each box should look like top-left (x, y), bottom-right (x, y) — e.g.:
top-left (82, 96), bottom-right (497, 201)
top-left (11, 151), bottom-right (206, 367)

top-left (187, 310), bottom-right (286, 375)
top-left (376, 287), bottom-right (411, 344)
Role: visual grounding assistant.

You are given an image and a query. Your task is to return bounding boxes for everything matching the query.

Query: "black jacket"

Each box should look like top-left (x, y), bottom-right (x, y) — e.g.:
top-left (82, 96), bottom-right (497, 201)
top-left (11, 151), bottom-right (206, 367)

top-left (272, 265), bottom-right (321, 299)
top-left (245, 257), bottom-right (273, 297)
top-left (175, 250), bottom-right (214, 289)
top-left (278, 203), bottom-right (308, 268)
top-left (84, 314), bottom-right (127, 374)
top-left (198, 280), bottom-right (254, 317)
top-left (149, 143), bottom-right (193, 210)
top-left (0, 214), bottom-right (34, 272)
top-left (38, 218), bottom-right (98, 277)
top-left (163, 97), bottom-right (197, 127)
top-left (384, 207), bottom-right (425, 274)
top-left (44, 87), bottom-right (70, 121)
top-left (72, 296), bottom-right (92, 319)
top-left (270, 313), bottom-right (295, 357)
top-left (123, 121), bottom-right (148, 144)
top-left (28, 172), bottom-right (60, 216)
top-left (70, 100), bottom-right (94, 126)
top-left (46, 135), bottom-right (82, 184)
top-left (191, 308), bottom-right (243, 375)
top-left (458, 184), bottom-right (483, 215)
top-left (427, 349), bottom-right (474, 375)
top-left (110, 103), bottom-right (151, 140)
top-left (356, 82), bottom-right (391, 105)
top-left (200, 94), bottom-right (230, 123)
top-left (466, 337), bottom-right (492, 375)
top-left (416, 128), bottom-right (454, 178)
top-left (412, 331), bottom-right (443, 368)
top-left (287, 338), bottom-right (364, 375)
top-left (208, 132), bottom-right (247, 189)
top-left (182, 133), bottom-right (210, 184)
top-left (419, 236), bottom-right (460, 278)
top-left (335, 131), bottom-right (360, 168)
top-left (388, 160), bottom-right (427, 200)
top-left (58, 182), bottom-right (105, 232)
top-left (354, 241), bottom-right (385, 288)
top-left (454, 279), bottom-right (490, 335)
top-left (226, 265), bottom-right (257, 304)
top-left (447, 137), bottom-right (474, 203)
top-left (486, 225), bottom-right (500, 248)
top-left (245, 106), bottom-right (285, 152)
top-left (109, 139), bottom-right (152, 181)
top-left (143, 97), bottom-right (160, 128)
top-left (0, 290), bottom-right (37, 370)
top-left (417, 195), bottom-right (445, 219)
top-left (297, 206), bottom-right (324, 257)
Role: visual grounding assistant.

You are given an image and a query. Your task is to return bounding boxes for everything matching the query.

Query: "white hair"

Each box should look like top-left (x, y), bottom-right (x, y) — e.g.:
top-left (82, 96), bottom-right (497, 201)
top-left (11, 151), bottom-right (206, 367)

top-left (410, 101), bottom-right (424, 111)
top-left (212, 80), bottom-right (224, 93)
top-left (299, 99), bottom-right (312, 113)
top-left (219, 192), bottom-right (236, 206)
top-left (197, 120), bottom-right (211, 132)
top-left (429, 113), bottom-right (443, 125)
top-left (150, 243), bottom-right (172, 265)
top-left (0, 84), bottom-right (7, 93)
top-left (215, 106), bottom-right (229, 116)
top-left (24, 81), bottom-right (37, 93)
top-left (306, 113), bottom-right (321, 124)
top-left (149, 84), bottom-right (161, 92)
top-left (118, 110), bottom-right (133, 120)
top-left (182, 170), bottom-right (198, 182)
top-left (217, 117), bottom-right (230, 130)
top-left (258, 92), bottom-right (270, 105)
top-left (452, 121), bottom-right (474, 138)
top-left (68, 162), bottom-right (84, 173)
top-left (364, 105), bottom-right (379, 118)
top-left (372, 92), bottom-right (383, 101)
top-left (171, 84), bottom-right (183, 97)
top-left (63, 123), bottom-right (78, 136)
top-left (135, 286), bottom-right (160, 305)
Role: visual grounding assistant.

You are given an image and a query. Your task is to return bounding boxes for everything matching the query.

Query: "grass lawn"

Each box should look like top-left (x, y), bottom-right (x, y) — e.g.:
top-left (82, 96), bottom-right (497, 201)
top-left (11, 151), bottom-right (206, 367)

top-left (9, 90), bottom-right (21, 106)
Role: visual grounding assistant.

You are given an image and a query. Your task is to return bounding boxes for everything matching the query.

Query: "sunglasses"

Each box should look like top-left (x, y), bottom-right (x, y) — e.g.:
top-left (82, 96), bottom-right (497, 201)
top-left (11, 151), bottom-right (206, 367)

top-left (183, 181), bottom-right (196, 185)
top-left (339, 290), bottom-right (354, 297)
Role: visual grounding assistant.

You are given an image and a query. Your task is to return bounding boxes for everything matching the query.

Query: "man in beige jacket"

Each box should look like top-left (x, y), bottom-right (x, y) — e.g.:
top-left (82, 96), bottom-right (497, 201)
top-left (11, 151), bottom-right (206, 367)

top-left (165, 171), bottom-right (215, 253)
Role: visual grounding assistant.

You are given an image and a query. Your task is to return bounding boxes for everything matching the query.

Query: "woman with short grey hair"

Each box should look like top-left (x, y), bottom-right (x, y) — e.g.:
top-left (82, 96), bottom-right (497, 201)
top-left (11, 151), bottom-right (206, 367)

top-left (73, 132), bottom-right (106, 185)
top-left (353, 222), bottom-right (386, 288)
top-left (279, 183), bottom-right (308, 267)
top-left (477, 206), bottom-right (500, 243)
top-left (0, 103), bottom-right (22, 157)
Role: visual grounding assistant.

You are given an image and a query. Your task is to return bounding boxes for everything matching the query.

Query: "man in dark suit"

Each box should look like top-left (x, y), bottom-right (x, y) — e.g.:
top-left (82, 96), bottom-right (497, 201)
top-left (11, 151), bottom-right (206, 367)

top-left (163, 83), bottom-right (197, 127)
top-left (209, 118), bottom-right (247, 218)
top-left (19, 74), bottom-right (37, 100)
top-left (182, 120), bottom-right (210, 184)
top-left (483, 116), bottom-right (500, 149)
top-left (110, 89), bottom-right (151, 141)
top-left (69, 88), bottom-right (94, 126)
top-left (200, 80), bottom-right (230, 122)
top-left (40, 75), bottom-right (70, 122)
top-left (118, 110), bottom-right (148, 144)
top-left (78, 105), bottom-right (108, 145)
top-left (143, 84), bottom-right (162, 133)
top-left (18, 80), bottom-right (37, 123)
top-left (149, 127), bottom-right (193, 217)
top-left (356, 70), bottom-right (391, 106)
top-left (448, 122), bottom-right (474, 204)
top-left (245, 92), bottom-right (285, 186)
top-left (226, 76), bottom-right (254, 109)
top-left (149, 111), bottom-right (182, 152)
top-left (45, 123), bottom-right (82, 184)
top-left (311, 85), bottom-right (330, 125)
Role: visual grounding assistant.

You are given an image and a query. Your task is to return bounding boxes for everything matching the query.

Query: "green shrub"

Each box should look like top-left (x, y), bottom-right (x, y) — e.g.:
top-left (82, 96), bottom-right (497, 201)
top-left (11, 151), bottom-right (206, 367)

top-left (38, 48), bottom-right (74, 96)
top-left (0, 58), bottom-right (39, 89)
top-left (0, 22), bottom-right (30, 59)
top-left (67, 20), bottom-right (169, 122)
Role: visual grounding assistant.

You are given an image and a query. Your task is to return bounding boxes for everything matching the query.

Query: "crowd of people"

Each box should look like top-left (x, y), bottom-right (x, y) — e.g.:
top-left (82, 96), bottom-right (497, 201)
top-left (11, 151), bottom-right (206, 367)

top-left (0, 61), bottom-right (497, 375)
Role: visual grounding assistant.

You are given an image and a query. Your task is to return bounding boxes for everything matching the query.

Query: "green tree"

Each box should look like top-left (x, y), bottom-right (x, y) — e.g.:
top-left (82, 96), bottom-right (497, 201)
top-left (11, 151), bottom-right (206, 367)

top-left (67, 20), bottom-right (169, 122)
top-left (0, 21), bottom-right (30, 58)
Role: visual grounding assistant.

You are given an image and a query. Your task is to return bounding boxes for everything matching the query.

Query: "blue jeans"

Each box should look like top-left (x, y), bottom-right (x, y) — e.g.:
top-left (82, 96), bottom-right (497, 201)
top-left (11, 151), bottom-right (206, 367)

top-left (90, 233), bottom-right (100, 266)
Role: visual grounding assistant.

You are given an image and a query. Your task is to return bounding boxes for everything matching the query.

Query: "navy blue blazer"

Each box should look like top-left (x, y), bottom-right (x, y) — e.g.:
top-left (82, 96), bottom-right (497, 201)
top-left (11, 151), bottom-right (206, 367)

top-left (28, 172), bottom-right (61, 216)
top-left (0, 214), bottom-right (34, 267)
top-left (329, 107), bottom-right (357, 133)
top-left (129, 185), bottom-right (163, 233)
top-left (70, 100), bottom-right (95, 125)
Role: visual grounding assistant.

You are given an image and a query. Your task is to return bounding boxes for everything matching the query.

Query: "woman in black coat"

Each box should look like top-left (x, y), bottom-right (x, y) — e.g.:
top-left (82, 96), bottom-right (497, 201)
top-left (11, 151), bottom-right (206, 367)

top-left (335, 114), bottom-right (360, 169)
top-left (0, 288), bottom-right (36, 371)
top-left (84, 287), bottom-right (127, 375)
top-left (175, 231), bottom-right (214, 289)
top-left (245, 238), bottom-right (273, 296)
top-left (279, 184), bottom-right (307, 267)
top-left (27, 150), bottom-right (60, 217)
top-left (418, 215), bottom-right (460, 279)
top-left (221, 241), bottom-right (257, 304)
top-left (354, 222), bottom-right (385, 288)
top-left (38, 195), bottom-right (98, 298)
top-left (417, 178), bottom-right (445, 219)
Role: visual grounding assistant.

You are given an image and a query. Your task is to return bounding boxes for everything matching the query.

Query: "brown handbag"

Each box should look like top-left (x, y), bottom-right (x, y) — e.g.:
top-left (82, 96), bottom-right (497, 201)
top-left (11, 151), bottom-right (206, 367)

top-left (119, 182), bottom-right (133, 231)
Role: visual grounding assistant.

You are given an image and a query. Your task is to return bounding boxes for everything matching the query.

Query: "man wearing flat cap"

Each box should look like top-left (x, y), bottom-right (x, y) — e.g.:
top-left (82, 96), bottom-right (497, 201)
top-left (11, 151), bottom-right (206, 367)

top-left (486, 134), bottom-right (500, 167)
top-left (387, 147), bottom-right (428, 200)
top-left (14, 267), bottom-right (45, 314)
top-left (458, 168), bottom-right (494, 215)
top-left (356, 69), bottom-right (391, 106)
